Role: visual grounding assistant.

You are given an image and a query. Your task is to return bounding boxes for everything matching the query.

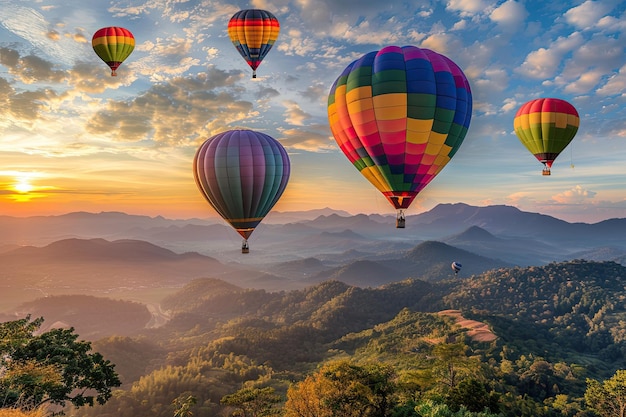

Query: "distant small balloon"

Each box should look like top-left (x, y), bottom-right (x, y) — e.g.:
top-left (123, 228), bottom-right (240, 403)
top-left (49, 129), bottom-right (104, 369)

top-left (92, 26), bottom-right (135, 76)
top-left (451, 261), bottom-right (462, 275)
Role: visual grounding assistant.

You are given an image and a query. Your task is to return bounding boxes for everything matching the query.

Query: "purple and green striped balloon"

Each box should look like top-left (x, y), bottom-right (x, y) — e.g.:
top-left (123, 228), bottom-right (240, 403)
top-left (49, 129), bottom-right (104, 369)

top-left (193, 130), bottom-right (290, 248)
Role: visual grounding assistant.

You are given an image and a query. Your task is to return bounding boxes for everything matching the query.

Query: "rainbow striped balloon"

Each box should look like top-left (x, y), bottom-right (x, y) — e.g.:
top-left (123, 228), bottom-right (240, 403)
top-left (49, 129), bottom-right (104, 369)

top-left (513, 98), bottom-right (579, 175)
top-left (228, 9), bottom-right (280, 78)
top-left (92, 27), bottom-right (135, 76)
top-left (328, 45), bottom-right (472, 213)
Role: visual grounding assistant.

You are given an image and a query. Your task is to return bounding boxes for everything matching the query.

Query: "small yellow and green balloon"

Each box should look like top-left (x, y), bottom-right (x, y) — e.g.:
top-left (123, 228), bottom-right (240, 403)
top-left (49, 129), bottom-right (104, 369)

top-left (92, 27), bottom-right (135, 76)
top-left (513, 98), bottom-right (579, 175)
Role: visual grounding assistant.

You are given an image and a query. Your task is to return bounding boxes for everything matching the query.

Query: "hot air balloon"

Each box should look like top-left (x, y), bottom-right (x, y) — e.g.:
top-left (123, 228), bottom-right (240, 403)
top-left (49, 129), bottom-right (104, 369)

top-left (92, 27), bottom-right (135, 76)
top-left (513, 98), bottom-right (579, 176)
top-left (193, 130), bottom-right (290, 253)
top-left (451, 261), bottom-right (462, 275)
top-left (227, 9), bottom-right (280, 78)
top-left (327, 45), bottom-right (472, 228)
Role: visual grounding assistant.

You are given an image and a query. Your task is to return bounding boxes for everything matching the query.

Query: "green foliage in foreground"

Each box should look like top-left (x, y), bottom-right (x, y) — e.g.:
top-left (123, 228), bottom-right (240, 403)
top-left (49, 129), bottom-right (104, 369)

top-left (0, 316), bottom-right (121, 414)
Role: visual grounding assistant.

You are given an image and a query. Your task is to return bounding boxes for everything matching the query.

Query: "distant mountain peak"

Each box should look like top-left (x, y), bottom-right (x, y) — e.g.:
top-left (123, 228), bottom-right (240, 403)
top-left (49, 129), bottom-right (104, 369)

top-left (451, 225), bottom-right (498, 241)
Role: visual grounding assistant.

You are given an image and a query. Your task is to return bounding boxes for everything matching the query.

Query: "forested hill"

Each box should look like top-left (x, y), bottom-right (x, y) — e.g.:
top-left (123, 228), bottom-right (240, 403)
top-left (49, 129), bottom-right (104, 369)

top-left (443, 259), bottom-right (626, 364)
top-left (67, 260), bottom-right (626, 416)
top-left (444, 260), bottom-right (626, 317)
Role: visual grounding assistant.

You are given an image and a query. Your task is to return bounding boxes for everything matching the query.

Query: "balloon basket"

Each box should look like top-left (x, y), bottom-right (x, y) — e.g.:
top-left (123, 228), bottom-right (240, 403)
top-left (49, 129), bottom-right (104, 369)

top-left (542, 169), bottom-right (551, 176)
top-left (396, 210), bottom-right (406, 229)
top-left (241, 240), bottom-right (250, 254)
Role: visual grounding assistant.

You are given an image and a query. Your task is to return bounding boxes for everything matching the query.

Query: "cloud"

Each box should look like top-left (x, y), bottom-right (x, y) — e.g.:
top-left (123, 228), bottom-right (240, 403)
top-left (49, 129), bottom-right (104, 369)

top-left (0, 47), bottom-right (66, 84)
top-left (564, 0), bottom-right (613, 30)
top-left (299, 81), bottom-right (328, 103)
top-left (420, 33), bottom-right (463, 56)
top-left (505, 191), bottom-right (536, 207)
top-left (133, 35), bottom-right (202, 82)
top-left (547, 35), bottom-right (624, 94)
top-left (0, 3), bottom-right (87, 65)
top-left (489, 0), bottom-right (528, 33)
top-left (445, 0), bottom-right (495, 17)
top-left (68, 61), bottom-right (135, 94)
top-left (0, 80), bottom-right (53, 122)
top-left (517, 32), bottom-right (584, 79)
top-left (551, 185), bottom-right (597, 204)
top-left (278, 125), bottom-right (337, 152)
top-left (84, 67), bottom-right (252, 145)
top-left (282, 100), bottom-right (312, 126)
top-left (597, 63), bottom-right (626, 96)
top-left (563, 69), bottom-right (606, 94)
top-left (276, 29), bottom-right (320, 57)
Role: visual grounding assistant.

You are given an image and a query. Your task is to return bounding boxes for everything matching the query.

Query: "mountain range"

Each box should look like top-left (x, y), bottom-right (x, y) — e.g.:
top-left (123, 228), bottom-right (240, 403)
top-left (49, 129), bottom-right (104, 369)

top-left (0, 203), bottom-right (624, 316)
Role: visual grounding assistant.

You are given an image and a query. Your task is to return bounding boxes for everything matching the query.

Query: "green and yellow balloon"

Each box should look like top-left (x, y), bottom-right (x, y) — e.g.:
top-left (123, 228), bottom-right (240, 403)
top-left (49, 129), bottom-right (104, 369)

top-left (513, 98), bottom-right (579, 175)
top-left (92, 26), bottom-right (135, 76)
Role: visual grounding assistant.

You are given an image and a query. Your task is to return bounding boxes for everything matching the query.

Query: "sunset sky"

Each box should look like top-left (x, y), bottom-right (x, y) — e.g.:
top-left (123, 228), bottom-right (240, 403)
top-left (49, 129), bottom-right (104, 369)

top-left (0, 0), bottom-right (624, 223)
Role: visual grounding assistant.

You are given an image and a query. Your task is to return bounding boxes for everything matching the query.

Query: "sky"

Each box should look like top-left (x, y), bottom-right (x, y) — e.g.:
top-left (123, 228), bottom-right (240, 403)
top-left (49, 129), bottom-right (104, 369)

top-left (0, 0), bottom-right (624, 224)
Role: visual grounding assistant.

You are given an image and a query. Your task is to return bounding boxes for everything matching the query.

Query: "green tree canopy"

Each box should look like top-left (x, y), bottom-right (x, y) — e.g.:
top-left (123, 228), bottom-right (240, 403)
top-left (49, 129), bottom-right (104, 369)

top-left (584, 369), bottom-right (626, 417)
top-left (0, 316), bottom-right (121, 413)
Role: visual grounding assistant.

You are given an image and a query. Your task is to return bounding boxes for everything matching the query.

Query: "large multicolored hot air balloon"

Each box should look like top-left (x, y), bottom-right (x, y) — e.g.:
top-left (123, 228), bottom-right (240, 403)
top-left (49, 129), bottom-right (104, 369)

top-left (193, 130), bottom-right (290, 253)
top-left (92, 27), bottom-right (135, 76)
top-left (513, 98), bottom-right (579, 176)
top-left (227, 9), bottom-right (280, 78)
top-left (327, 45), bottom-right (472, 228)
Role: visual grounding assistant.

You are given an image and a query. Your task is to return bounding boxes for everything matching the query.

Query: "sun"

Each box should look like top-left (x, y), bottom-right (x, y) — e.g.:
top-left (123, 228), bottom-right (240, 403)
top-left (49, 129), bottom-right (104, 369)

top-left (13, 175), bottom-right (34, 194)
top-left (11, 172), bottom-right (36, 194)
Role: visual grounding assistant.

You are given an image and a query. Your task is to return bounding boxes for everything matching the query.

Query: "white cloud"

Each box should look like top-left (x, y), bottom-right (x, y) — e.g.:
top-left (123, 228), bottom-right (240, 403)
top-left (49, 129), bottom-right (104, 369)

top-left (563, 69), bottom-right (605, 94)
top-left (517, 32), bottom-right (584, 79)
top-left (489, 0), bottom-right (528, 32)
top-left (597, 63), bottom-right (626, 96)
top-left (551, 185), bottom-right (597, 204)
top-left (564, 0), bottom-right (613, 30)
top-left (276, 29), bottom-right (319, 57)
top-left (278, 126), bottom-right (337, 152)
top-left (446, 0), bottom-right (494, 16)
top-left (282, 100), bottom-right (311, 126)
top-left (0, 2), bottom-right (88, 65)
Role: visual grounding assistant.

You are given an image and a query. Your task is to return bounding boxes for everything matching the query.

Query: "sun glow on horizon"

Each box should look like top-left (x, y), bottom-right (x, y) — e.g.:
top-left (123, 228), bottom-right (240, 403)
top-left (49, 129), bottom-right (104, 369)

top-left (0, 171), bottom-right (48, 202)
top-left (14, 176), bottom-right (34, 193)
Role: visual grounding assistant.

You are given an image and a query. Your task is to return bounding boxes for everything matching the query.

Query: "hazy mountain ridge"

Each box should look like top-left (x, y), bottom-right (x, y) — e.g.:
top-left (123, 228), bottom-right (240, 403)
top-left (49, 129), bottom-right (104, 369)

top-left (1, 203), bottom-right (624, 314)
top-left (1, 203), bottom-right (622, 255)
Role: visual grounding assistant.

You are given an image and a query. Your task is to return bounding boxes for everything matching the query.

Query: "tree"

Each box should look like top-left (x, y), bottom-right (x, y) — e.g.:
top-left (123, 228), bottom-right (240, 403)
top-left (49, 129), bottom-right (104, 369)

top-left (430, 343), bottom-right (477, 391)
top-left (220, 386), bottom-right (281, 417)
top-left (172, 394), bottom-right (197, 417)
top-left (414, 399), bottom-right (501, 416)
top-left (283, 360), bottom-right (396, 417)
top-left (584, 369), bottom-right (626, 417)
top-left (0, 316), bottom-right (121, 413)
top-left (445, 379), bottom-right (499, 413)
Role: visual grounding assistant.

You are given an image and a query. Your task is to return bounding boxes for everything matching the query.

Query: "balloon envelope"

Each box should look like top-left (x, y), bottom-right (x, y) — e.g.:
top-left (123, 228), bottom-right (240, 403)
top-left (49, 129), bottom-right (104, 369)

top-left (228, 9), bottom-right (280, 78)
top-left (193, 130), bottom-right (290, 243)
top-left (327, 45), bottom-right (472, 213)
top-left (92, 27), bottom-right (135, 76)
top-left (513, 98), bottom-right (579, 175)
top-left (451, 261), bottom-right (462, 274)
